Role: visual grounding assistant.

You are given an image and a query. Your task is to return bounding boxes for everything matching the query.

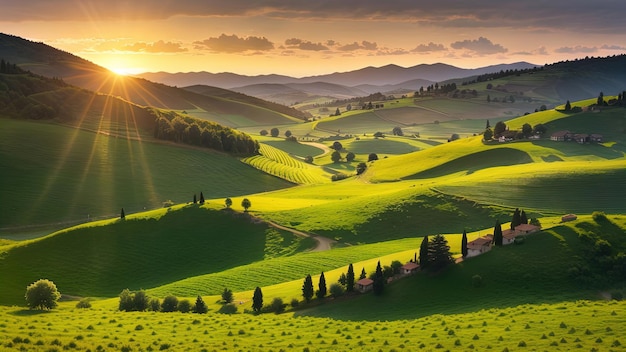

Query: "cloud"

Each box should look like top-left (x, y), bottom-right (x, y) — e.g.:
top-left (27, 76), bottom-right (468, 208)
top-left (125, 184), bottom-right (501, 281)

top-left (284, 38), bottom-right (329, 51)
top-left (121, 40), bottom-right (187, 53)
top-left (450, 37), bottom-right (507, 55)
top-left (601, 44), bottom-right (626, 51)
top-left (4, 1), bottom-right (626, 33)
top-left (554, 45), bottom-right (598, 54)
top-left (337, 41), bottom-right (378, 52)
top-left (412, 42), bottom-right (446, 53)
top-left (513, 46), bottom-right (548, 56)
top-left (193, 34), bottom-right (274, 53)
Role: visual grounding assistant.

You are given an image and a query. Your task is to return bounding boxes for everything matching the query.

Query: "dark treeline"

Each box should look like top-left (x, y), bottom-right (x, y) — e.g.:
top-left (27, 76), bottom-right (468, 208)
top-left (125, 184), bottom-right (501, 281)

top-left (151, 109), bottom-right (259, 156)
top-left (462, 67), bottom-right (543, 86)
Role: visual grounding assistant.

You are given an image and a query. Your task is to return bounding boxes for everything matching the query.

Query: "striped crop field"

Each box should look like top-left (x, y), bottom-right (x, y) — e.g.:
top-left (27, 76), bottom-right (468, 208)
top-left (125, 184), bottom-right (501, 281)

top-left (243, 143), bottom-right (332, 184)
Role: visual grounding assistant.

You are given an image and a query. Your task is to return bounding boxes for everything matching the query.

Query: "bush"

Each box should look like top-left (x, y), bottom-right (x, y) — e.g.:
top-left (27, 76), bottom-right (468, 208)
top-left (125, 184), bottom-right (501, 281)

top-left (356, 162), bottom-right (367, 175)
top-left (217, 304), bottom-right (237, 314)
top-left (268, 297), bottom-right (285, 314)
top-left (149, 298), bottom-right (161, 311)
top-left (161, 295), bottom-right (179, 312)
top-left (368, 153), bottom-right (378, 162)
top-left (329, 283), bottom-right (344, 298)
top-left (290, 298), bottom-right (300, 308)
top-left (304, 156), bottom-right (313, 164)
top-left (331, 173), bottom-right (349, 182)
top-left (177, 299), bottom-right (192, 313)
top-left (592, 211), bottom-right (608, 222)
top-left (25, 279), bottom-right (61, 310)
top-left (76, 298), bottom-right (92, 309)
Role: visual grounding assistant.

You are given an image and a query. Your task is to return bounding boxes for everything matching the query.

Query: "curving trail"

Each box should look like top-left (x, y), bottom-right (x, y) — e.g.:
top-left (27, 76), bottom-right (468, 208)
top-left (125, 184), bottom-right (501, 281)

top-left (265, 220), bottom-right (335, 252)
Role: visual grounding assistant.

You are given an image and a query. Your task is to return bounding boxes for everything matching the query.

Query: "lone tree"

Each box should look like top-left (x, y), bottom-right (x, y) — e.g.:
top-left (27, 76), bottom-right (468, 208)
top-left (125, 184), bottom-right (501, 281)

top-left (368, 153), bottom-right (378, 162)
top-left (372, 261), bottom-right (385, 295)
top-left (241, 198), bottom-right (251, 212)
top-left (493, 219), bottom-right (503, 246)
top-left (419, 235), bottom-right (429, 269)
top-left (25, 279), bottom-right (61, 310)
top-left (564, 100), bottom-right (572, 111)
top-left (224, 197), bottom-right (232, 208)
top-left (270, 127), bottom-right (279, 137)
top-left (317, 272), bottom-right (327, 299)
top-left (120, 208), bottom-right (125, 220)
top-left (193, 295), bottom-right (208, 314)
top-left (252, 287), bottom-right (263, 313)
top-left (427, 234), bottom-right (454, 271)
top-left (302, 274), bottom-right (314, 302)
top-left (346, 263), bottom-right (355, 292)
top-left (461, 229), bottom-right (468, 258)
top-left (356, 162), bottom-right (367, 175)
top-left (221, 288), bottom-right (233, 304)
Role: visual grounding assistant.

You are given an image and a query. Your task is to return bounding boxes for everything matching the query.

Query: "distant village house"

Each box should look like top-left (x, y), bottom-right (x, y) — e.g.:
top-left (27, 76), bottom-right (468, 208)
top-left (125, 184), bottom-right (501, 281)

top-left (356, 278), bottom-right (374, 293)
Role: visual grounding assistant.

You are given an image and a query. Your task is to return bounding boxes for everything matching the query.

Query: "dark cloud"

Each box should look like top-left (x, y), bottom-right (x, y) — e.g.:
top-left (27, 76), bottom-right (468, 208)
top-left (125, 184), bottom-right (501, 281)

top-left (412, 42), bottom-right (446, 53)
top-left (284, 38), bottom-right (329, 51)
top-left (121, 40), bottom-right (187, 53)
top-left (450, 37), bottom-right (507, 55)
top-left (3, 1), bottom-right (626, 33)
top-left (193, 34), bottom-right (274, 53)
top-left (338, 41), bottom-right (378, 51)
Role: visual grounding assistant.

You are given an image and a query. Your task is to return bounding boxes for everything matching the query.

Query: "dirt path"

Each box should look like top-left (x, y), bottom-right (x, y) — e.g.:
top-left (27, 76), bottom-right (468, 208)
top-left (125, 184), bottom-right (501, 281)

top-left (300, 141), bottom-right (332, 157)
top-left (265, 220), bottom-right (335, 252)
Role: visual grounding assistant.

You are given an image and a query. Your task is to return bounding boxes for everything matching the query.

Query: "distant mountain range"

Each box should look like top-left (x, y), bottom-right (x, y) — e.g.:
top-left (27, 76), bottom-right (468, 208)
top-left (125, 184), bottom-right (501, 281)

top-left (138, 62), bottom-right (538, 105)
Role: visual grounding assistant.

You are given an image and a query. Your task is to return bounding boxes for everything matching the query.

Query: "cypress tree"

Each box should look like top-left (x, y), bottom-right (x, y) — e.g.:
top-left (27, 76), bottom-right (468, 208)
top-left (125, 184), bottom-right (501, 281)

top-left (193, 194), bottom-right (197, 204)
top-left (419, 235), bottom-right (429, 268)
top-left (302, 275), bottom-right (314, 302)
top-left (461, 229), bottom-right (468, 258)
top-left (372, 261), bottom-right (385, 295)
top-left (120, 208), bottom-right (125, 220)
top-left (317, 272), bottom-right (327, 299)
top-left (520, 210), bottom-right (528, 225)
top-left (346, 263), bottom-right (355, 292)
top-left (493, 220), bottom-right (503, 246)
top-left (199, 192), bottom-right (205, 204)
top-left (511, 208), bottom-right (521, 230)
top-left (359, 267), bottom-right (367, 280)
top-left (252, 287), bottom-right (263, 313)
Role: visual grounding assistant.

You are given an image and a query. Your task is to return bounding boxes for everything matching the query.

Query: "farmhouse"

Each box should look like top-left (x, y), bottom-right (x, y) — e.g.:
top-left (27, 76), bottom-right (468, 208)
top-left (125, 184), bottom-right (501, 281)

top-left (401, 262), bottom-right (419, 275)
top-left (550, 130), bottom-right (571, 141)
top-left (466, 235), bottom-right (493, 258)
top-left (514, 223), bottom-right (541, 235)
top-left (562, 214), bottom-right (578, 222)
top-left (550, 130), bottom-right (603, 144)
top-left (502, 229), bottom-right (517, 245)
top-left (356, 278), bottom-right (374, 293)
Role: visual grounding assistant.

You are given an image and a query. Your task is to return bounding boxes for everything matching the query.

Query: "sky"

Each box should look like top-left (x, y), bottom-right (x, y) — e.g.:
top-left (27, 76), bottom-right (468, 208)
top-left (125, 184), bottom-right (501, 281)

top-left (2, 0), bottom-right (626, 77)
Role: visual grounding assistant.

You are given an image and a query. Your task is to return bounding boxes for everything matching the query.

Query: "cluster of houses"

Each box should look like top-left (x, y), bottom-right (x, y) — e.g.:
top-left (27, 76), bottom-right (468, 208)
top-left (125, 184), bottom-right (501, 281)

top-left (550, 130), bottom-right (603, 143)
top-left (466, 223), bottom-right (541, 258)
top-left (355, 262), bottom-right (420, 293)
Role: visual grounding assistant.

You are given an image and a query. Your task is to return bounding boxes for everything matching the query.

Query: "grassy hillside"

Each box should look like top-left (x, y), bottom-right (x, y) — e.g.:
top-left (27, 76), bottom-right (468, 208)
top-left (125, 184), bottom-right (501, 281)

top-left (0, 119), bottom-right (293, 235)
top-left (0, 206), bottom-right (313, 305)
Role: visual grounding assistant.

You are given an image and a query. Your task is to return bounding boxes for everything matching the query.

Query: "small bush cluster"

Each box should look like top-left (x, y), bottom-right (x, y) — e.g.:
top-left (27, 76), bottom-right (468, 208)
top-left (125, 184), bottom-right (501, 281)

top-left (118, 290), bottom-right (208, 314)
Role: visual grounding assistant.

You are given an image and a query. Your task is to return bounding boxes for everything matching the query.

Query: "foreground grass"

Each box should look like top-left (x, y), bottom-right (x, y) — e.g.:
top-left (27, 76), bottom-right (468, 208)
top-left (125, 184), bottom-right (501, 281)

top-left (0, 300), bottom-right (623, 351)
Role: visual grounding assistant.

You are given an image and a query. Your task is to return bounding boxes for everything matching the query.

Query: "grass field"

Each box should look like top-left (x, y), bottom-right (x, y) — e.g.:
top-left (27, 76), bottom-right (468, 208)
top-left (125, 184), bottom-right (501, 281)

top-left (0, 119), bottom-right (293, 235)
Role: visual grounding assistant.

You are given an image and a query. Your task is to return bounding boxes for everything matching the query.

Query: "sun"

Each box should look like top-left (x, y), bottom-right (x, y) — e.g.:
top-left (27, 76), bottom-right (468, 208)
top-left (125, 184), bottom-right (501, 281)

top-left (109, 66), bottom-right (141, 76)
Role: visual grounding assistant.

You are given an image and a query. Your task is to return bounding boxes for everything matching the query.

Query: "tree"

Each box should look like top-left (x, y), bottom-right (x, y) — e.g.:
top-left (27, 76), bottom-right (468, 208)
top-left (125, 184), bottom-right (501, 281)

top-left (161, 295), bottom-right (179, 312)
top-left (511, 208), bottom-right (521, 229)
top-left (260, 129), bottom-right (268, 136)
top-left (304, 155), bottom-right (314, 164)
top-left (25, 279), bottom-right (61, 310)
top-left (373, 131), bottom-right (384, 138)
top-left (345, 152), bottom-right (355, 162)
top-left (461, 229), bottom-right (468, 258)
top-left (356, 162), bottom-right (367, 175)
top-left (329, 283), bottom-right (344, 298)
top-left (317, 272), bottom-right (327, 299)
top-left (252, 287), bottom-right (263, 313)
top-left (522, 123), bottom-right (533, 138)
top-left (493, 219), bottom-right (503, 246)
top-left (199, 192), bottom-right (205, 204)
top-left (270, 127), bottom-right (279, 137)
top-left (334, 108), bottom-right (341, 116)
top-left (390, 260), bottom-right (403, 275)
top-left (597, 92), bottom-right (604, 106)
top-left (224, 197), bottom-right (232, 208)
top-left (564, 100), bottom-right (572, 111)
top-left (494, 121), bottom-right (507, 137)
top-left (368, 153), bottom-right (378, 162)
top-left (486, 120), bottom-right (491, 129)
top-left (284, 130), bottom-right (292, 138)
top-left (332, 141), bottom-right (343, 151)
top-left (427, 234), bottom-right (454, 271)
top-left (221, 288), bottom-right (233, 304)
top-left (359, 267), bottom-right (367, 280)
top-left (193, 295), bottom-right (208, 314)
top-left (419, 235), bottom-right (429, 268)
top-left (483, 128), bottom-right (493, 141)
top-left (133, 290), bottom-right (149, 311)
top-left (302, 274), bottom-right (314, 302)
top-left (177, 299), bottom-right (192, 313)
top-left (392, 126), bottom-right (403, 136)
top-left (372, 261), bottom-right (385, 295)
top-left (193, 194), bottom-right (197, 204)
top-left (338, 273), bottom-right (347, 285)
top-left (533, 123), bottom-right (547, 135)
top-left (120, 208), bottom-right (125, 220)
top-left (269, 297), bottom-right (285, 313)
top-left (448, 133), bottom-right (460, 142)
top-left (118, 288), bottom-right (134, 312)
top-left (520, 209), bottom-right (528, 225)
top-left (241, 198), bottom-right (251, 212)
top-left (346, 263), bottom-right (355, 292)
top-left (331, 150), bottom-right (341, 163)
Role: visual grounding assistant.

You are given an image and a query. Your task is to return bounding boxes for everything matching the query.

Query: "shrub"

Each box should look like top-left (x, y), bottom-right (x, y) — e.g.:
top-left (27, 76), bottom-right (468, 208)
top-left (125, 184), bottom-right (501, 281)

top-left (329, 283), bottom-right (344, 298)
top-left (592, 211), bottom-right (608, 222)
top-left (268, 297), bottom-right (285, 314)
top-left (290, 298), bottom-right (300, 308)
top-left (304, 156), bottom-right (313, 164)
top-left (76, 298), bottom-right (92, 309)
top-left (25, 279), bottom-right (61, 310)
top-left (177, 299), bottom-right (192, 313)
top-left (331, 173), bottom-right (348, 182)
top-left (161, 296), bottom-right (178, 312)
top-left (218, 304), bottom-right (237, 314)
top-left (368, 153), bottom-right (378, 162)
top-left (149, 298), bottom-right (161, 311)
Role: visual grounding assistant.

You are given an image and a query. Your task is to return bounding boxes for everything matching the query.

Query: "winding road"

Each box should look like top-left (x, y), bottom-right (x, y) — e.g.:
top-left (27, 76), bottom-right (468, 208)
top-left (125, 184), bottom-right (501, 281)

top-left (265, 220), bottom-right (336, 252)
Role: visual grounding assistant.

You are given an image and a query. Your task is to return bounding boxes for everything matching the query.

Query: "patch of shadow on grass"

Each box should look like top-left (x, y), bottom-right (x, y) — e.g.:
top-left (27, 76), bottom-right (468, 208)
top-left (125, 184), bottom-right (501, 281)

top-left (10, 309), bottom-right (54, 316)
